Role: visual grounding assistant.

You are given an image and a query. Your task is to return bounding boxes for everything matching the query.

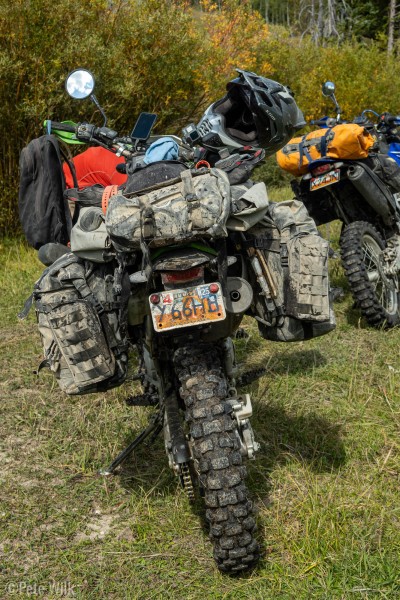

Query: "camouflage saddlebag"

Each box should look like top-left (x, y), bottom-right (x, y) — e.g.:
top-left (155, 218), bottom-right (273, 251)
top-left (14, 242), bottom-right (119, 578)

top-left (25, 253), bottom-right (128, 394)
top-left (105, 168), bottom-right (231, 250)
top-left (245, 199), bottom-right (335, 342)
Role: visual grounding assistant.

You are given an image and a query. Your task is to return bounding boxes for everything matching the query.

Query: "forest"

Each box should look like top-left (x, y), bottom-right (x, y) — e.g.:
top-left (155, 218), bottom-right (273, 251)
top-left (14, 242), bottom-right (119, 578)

top-left (0, 0), bottom-right (399, 235)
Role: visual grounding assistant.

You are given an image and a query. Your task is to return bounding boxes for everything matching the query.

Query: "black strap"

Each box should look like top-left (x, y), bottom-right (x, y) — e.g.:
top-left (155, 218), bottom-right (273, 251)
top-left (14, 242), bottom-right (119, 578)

top-left (59, 146), bottom-right (78, 189)
top-left (243, 235), bottom-right (280, 253)
top-left (320, 128), bottom-right (333, 158)
top-left (214, 238), bottom-right (228, 299)
top-left (298, 135), bottom-right (313, 170)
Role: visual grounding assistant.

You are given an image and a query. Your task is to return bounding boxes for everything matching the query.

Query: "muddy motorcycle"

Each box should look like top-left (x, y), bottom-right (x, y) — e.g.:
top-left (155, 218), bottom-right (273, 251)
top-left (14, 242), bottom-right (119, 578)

top-left (24, 68), bottom-right (262, 573)
top-left (21, 69), bottom-right (335, 573)
top-left (285, 82), bottom-right (400, 328)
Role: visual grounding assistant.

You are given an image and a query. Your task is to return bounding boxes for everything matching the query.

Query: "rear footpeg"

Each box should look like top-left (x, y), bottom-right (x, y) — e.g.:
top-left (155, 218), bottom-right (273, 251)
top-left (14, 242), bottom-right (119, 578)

top-left (125, 393), bottom-right (159, 406)
top-left (237, 367), bottom-right (267, 387)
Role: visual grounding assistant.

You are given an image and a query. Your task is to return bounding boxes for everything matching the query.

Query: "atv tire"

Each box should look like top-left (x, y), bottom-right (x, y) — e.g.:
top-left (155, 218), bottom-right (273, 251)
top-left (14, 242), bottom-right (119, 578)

top-left (174, 344), bottom-right (259, 573)
top-left (340, 221), bottom-right (400, 328)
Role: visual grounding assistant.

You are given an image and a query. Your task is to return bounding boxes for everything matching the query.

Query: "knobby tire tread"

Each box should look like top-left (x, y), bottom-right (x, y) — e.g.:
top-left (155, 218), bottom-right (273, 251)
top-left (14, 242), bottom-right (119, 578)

top-left (174, 344), bottom-right (259, 573)
top-left (340, 221), bottom-right (399, 328)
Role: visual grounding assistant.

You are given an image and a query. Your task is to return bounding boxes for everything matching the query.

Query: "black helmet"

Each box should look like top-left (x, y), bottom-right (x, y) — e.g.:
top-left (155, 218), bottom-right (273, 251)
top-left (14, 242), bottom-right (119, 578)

top-left (197, 69), bottom-right (306, 156)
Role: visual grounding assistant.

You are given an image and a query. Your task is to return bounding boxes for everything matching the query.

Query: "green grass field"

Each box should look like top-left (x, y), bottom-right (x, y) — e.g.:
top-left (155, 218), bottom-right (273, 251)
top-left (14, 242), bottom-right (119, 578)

top-left (0, 224), bottom-right (399, 599)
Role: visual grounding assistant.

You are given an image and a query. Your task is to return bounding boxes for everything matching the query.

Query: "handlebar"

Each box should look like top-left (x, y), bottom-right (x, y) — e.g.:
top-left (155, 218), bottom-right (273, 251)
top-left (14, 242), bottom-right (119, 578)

top-left (47, 121), bottom-right (76, 133)
top-left (309, 117), bottom-right (340, 128)
top-left (379, 113), bottom-right (400, 126)
top-left (48, 120), bottom-right (119, 145)
top-left (310, 110), bottom-right (400, 131)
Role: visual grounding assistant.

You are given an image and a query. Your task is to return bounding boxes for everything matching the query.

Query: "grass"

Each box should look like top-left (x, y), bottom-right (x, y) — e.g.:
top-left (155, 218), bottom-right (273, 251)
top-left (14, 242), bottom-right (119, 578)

top-left (0, 226), bottom-right (399, 599)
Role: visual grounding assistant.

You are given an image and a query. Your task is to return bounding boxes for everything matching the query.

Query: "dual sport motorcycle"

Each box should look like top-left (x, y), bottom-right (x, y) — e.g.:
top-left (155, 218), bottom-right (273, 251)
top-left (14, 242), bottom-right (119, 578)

top-left (278, 81), bottom-right (400, 328)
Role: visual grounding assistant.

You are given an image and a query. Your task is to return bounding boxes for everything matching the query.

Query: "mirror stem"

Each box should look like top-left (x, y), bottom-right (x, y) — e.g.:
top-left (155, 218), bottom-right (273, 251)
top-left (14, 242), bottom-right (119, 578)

top-left (331, 94), bottom-right (341, 123)
top-left (90, 93), bottom-right (107, 127)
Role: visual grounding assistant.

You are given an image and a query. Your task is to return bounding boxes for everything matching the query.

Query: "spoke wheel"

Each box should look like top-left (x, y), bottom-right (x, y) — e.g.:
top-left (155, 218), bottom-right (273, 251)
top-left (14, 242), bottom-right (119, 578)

top-left (340, 221), bottom-right (399, 328)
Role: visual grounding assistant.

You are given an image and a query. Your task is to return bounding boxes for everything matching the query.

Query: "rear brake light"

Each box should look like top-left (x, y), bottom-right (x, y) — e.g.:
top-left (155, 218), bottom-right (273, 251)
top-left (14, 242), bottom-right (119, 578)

top-left (311, 164), bottom-right (333, 176)
top-left (161, 266), bottom-right (204, 285)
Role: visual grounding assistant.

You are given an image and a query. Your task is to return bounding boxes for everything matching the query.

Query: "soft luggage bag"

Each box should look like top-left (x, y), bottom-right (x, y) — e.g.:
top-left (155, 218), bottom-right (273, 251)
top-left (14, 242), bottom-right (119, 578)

top-left (245, 200), bottom-right (335, 342)
top-left (276, 124), bottom-right (375, 176)
top-left (70, 206), bottom-right (112, 263)
top-left (105, 168), bottom-right (231, 250)
top-left (18, 135), bottom-right (72, 249)
top-left (29, 253), bottom-right (128, 395)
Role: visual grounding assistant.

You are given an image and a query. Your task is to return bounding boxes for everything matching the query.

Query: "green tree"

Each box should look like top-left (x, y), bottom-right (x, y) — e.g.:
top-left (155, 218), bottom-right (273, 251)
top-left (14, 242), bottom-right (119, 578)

top-left (0, 0), bottom-right (206, 236)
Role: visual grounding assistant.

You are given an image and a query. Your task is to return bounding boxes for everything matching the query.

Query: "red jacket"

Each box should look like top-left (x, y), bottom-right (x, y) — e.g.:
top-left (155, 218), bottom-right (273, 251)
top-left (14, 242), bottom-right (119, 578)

top-left (63, 146), bottom-right (128, 189)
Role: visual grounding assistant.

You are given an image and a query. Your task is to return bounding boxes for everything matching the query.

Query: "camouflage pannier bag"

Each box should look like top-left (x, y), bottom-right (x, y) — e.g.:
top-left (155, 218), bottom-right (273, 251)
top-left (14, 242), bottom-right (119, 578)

top-left (21, 253), bottom-right (129, 395)
top-left (105, 168), bottom-right (231, 250)
top-left (243, 199), bottom-right (335, 342)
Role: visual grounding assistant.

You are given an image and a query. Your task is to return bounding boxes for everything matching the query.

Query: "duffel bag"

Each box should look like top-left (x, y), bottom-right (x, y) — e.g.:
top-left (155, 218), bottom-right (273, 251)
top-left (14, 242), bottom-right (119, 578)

top-left (276, 124), bottom-right (375, 176)
top-left (105, 168), bottom-right (231, 250)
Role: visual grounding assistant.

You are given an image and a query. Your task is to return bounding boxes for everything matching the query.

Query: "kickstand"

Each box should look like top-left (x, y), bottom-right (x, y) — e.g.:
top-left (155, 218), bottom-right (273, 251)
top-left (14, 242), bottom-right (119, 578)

top-left (99, 410), bottom-right (163, 476)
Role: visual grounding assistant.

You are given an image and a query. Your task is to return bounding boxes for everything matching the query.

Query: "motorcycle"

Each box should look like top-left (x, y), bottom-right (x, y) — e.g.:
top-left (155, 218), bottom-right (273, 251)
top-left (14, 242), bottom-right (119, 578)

top-left (373, 111), bottom-right (400, 166)
top-left (282, 81), bottom-right (400, 329)
top-left (26, 68), bottom-right (264, 573)
top-left (20, 68), bottom-right (335, 573)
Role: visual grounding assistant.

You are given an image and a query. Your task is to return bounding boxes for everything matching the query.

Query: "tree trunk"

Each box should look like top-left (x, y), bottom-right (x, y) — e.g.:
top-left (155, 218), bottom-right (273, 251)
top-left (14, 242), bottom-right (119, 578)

top-left (388, 0), bottom-right (396, 54)
top-left (314, 0), bottom-right (324, 44)
top-left (326, 0), bottom-right (339, 38)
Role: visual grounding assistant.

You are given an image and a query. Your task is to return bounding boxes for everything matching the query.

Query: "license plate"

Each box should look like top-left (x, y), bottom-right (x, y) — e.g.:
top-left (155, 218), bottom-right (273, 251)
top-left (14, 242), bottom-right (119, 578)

top-left (310, 168), bottom-right (340, 191)
top-left (150, 283), bottom-right (226, 332)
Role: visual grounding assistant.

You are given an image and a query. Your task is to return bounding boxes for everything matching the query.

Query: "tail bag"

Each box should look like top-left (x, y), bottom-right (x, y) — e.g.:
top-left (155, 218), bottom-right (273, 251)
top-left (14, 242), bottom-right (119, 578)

top-left (276, 124), bottom-right (375, 176)
top-left (105, 168), bottom-right (231, 250)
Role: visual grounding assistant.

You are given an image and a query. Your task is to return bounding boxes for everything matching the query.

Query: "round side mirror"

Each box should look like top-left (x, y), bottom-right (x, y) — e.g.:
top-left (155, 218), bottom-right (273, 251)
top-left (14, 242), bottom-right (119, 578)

top-left (322, 81), bottom-right (336, 97)
top-left (65, 69), bottom-right (95, 100)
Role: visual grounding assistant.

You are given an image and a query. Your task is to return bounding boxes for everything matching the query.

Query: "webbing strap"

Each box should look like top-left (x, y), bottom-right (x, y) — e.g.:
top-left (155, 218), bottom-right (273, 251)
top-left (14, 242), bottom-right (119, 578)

top-left (180, 170), bottom-right (197, 202)
top-left (298, 135), bottom-right (313, 170)
top-left (298, 129), bottom-right (336, 169)
top-left (320, 128), bottom-right (333, 157)
top-left (102, 185), bottom-right (119, 215)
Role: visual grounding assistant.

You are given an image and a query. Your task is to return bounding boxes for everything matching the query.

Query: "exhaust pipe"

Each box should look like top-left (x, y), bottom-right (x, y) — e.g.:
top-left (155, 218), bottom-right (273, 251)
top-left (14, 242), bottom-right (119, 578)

top-left (347, 164), bottom-right (395, 226)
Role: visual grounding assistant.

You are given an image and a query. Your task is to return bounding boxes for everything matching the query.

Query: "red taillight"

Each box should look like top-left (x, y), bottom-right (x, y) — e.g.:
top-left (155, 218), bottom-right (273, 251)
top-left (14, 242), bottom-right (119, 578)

top-left (150, 294), bottom-right (160, 304)
top-left (311, 164), bottom-right (333, 176)
top-left (209, 283), bottom-right (219, 294)
top-left (161, 266), bottom-right (204, 285)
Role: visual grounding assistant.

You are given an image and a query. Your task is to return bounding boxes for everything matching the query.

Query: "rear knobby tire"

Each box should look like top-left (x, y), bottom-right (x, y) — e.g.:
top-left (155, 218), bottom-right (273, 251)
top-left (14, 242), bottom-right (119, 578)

top-left (174, 344), bottom-right (259, 573)
top-left (340, 221), bottom-right (400, 328)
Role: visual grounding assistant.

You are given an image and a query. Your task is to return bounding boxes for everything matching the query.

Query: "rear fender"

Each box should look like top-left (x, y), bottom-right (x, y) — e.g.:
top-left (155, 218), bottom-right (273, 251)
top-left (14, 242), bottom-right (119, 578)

top-left (153, 249), bottom-right (212, 272)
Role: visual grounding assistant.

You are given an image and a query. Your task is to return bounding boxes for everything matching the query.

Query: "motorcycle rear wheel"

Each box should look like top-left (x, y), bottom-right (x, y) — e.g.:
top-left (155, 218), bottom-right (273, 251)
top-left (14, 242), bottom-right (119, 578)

top-left (340, 221), bottom-right (400, 328)
top-left (174, 343), bottom-right (259, 573)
